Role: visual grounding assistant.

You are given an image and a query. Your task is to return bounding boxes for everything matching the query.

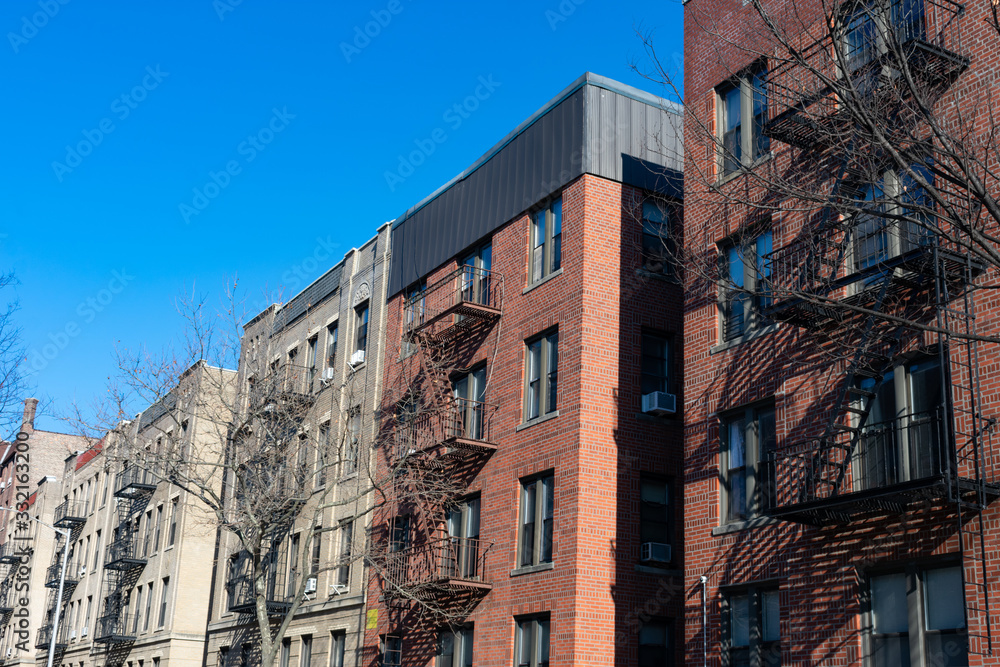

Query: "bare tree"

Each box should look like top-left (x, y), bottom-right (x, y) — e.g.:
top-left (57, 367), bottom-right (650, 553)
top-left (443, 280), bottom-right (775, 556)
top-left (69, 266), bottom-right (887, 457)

top-left (74, 278), bottom-right (487, 667)
top-left (0, 271), bottom-right (27, 437)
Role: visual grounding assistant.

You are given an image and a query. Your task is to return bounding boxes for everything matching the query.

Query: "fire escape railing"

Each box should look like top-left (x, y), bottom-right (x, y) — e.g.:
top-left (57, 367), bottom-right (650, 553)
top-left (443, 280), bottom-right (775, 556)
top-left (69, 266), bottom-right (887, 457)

top-left (403, 267), bottom-right (502, 341)
top-left (380, 537), bottom-right (492, 595)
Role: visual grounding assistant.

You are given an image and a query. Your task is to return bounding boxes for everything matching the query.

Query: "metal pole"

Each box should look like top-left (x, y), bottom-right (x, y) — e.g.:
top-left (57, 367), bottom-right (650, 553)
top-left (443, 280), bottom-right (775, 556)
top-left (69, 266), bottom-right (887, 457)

top-left (701, 575), bottom-right (708, 667)
top-left (47, 528), bottom-right (70, 667)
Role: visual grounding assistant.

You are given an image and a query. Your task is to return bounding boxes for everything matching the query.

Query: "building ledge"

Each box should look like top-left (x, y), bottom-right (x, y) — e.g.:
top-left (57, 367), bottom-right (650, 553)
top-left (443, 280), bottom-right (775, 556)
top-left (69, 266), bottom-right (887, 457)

top-left (516, 410), bottom-right (560, 432)
top-left (709, 323), bottom-right (780, 355)
top-left (510, 562), bottom-right (555, 577)
top-left (711, 515), bottom-right (781, 536)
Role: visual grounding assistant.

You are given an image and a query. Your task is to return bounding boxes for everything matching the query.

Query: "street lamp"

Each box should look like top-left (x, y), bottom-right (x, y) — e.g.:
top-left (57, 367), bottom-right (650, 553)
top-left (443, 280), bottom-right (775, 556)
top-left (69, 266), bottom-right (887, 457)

top-left (0, 506), bottom-right (69, 667)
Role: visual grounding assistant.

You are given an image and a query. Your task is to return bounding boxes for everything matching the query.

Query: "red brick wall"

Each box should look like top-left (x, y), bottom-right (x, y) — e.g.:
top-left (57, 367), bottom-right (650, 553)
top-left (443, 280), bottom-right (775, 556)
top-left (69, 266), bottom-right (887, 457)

top-left (365, 173), bottom-right (685, 666)
top-left (683, 0), bottom-right (1000, 664)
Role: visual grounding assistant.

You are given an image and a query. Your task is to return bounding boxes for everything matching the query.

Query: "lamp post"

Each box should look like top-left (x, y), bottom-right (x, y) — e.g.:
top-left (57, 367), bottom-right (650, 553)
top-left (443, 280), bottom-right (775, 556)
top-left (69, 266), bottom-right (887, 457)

top-left (0, 507), bottom-right (70, 667)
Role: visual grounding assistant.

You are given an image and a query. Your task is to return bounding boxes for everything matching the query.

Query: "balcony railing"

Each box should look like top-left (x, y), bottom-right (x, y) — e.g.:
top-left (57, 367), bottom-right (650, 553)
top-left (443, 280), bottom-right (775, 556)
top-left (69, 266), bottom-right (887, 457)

top-left (53, 500), bottom-right (88, 529)
top-left (0, 541), bottom-right (25, 564)
top-left (94, 613), bottom-right (137, 644)
top-left (105, 537), bottom-right (147, 571)
top-left (114, 464), bottom-right (158, 498)
top-left (395, 399), bottom-right (498, 463)
top-left (762, 407), bottom-right (996, 523)
top-left (763, 216), bottom-right (981, 327)
top-left (248, 363), bottom-right (317, 414)
top-left (381, 537), bottom-right (492, 596)
top-left (764, 0), bottom-right (968, 150)
top-left (403, 267), bottom-right (502, 342)
top-left (35, 623), bottom-right (68, 649)
top-left (226, 550), bottom-right (292, 615)
top-left (44, 563), bottom-right (80, 588)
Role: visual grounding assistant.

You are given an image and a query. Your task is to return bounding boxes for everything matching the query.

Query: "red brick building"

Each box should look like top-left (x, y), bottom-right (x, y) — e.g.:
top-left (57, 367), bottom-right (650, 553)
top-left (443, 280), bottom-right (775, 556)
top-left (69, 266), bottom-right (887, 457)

top-left (363, 73), bottom-right (685, 667)
top-left (683, 0), bottom-right (1000, 665)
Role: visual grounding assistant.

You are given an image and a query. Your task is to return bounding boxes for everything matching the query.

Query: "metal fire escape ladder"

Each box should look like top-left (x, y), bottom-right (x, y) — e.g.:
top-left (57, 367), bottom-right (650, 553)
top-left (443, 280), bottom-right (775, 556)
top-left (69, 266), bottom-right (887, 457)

top-left (807, 274), bottom-right (906, 501)
top-left (936, 245), bottom-right (994, 656)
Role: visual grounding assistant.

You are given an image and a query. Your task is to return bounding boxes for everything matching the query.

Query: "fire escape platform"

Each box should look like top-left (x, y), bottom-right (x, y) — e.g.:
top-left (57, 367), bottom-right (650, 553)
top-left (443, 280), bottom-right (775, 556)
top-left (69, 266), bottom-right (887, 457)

top-left (766, 474), bottom-right (1000, 526)
top-left (765, 244), bottom-right (982, 329)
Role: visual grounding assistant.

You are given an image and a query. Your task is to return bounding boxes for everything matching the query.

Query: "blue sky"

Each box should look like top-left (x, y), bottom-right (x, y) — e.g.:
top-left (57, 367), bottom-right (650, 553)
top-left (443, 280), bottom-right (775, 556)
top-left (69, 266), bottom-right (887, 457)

top-left (0, 0), bottom-right (683, 433)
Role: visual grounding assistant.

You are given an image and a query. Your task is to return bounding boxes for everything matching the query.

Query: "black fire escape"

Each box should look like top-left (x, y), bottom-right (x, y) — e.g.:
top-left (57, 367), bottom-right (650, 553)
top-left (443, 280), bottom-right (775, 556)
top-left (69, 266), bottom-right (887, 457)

top-left (758, 0), bottom-right (996, 655)
top-left (94, 464), bottom-right (156, 661)
top-left (376, 265), bottom-right (502, 627)
top-left (34, 500), bottom-right (88, 659)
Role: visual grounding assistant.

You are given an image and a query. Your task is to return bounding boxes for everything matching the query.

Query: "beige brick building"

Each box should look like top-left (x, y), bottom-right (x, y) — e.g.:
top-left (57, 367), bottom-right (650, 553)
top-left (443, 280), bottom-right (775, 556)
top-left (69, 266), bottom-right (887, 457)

top-left (204, 223), bottom-right (391, 667)
top-left (14, 362), bottom-right (235, 667)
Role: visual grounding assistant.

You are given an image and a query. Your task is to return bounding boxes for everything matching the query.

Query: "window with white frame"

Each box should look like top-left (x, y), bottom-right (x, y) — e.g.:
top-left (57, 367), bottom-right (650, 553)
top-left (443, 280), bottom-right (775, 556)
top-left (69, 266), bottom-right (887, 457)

top-left (519, 473), bottom-right (554, 568)
top-left (531, 198), bottom-right (562, 283)
top-left (721, 403), bottom-right (776, 523)
top-left (524, 331), bottom-right (558, 422)
top-left (515, 615), bottom-right (550, 667)
top-left (720, 229), bottom-right (773, 342)
top-left (718, 68), bottom-right (769, 177)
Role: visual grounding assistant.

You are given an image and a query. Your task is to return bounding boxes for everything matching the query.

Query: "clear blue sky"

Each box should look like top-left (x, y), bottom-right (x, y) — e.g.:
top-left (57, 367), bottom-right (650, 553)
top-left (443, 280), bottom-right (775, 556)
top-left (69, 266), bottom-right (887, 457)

top-left (0, 0), bottom-right (683, 432)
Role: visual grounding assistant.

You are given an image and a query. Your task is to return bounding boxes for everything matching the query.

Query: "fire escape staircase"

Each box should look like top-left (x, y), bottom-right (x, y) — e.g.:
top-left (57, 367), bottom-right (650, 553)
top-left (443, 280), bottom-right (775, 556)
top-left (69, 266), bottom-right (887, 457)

top-left (96, 464), bottom-right (155, 652)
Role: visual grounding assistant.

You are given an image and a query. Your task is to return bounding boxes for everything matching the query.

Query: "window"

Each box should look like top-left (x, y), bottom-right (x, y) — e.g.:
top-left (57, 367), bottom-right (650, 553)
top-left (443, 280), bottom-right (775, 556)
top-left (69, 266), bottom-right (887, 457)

top-left (344, 410), bottom-right (360, 475)
top-left (515, 616), bottom-right (550, 667)
top-left (641, 332), bottom-right (671, 396)
top-left (453, 366), bottom-right (487, 440)
top-left (307, 336), bottom-right (318, 384)
top-left (330, 632), bottom-right (346, 667)
top-left (841, 0), bottom-right (927, 75)
top-left (721, 229), bottom-right (772, 342)
top-left (381, 635), bottom-right (402, 667)
top-left (438, 625), bottom-right (474, 667)
top-left (524, 331), bottom-right (558, 422)
top-left (402, 281), bottom-right (426, 357)
top-left (279, 639), bottom-right (291, 667)
top-left (721, 404), bottom-right (776, 523)
top-left (309, 526), bottom-right (321, 578)
top-left (531, 198), bottom-right (562, 283)
top-left (300, 635), bottom-right (312, 667)
top-left (143, 582), bottom-right (152, 631)
top-left (868, 564), bottom-right (966, 666)
top-left (336, 521), bottom-right (353, 587)
top-left (220, 647), bottom-right (230, 667)
top-left (84, 596), bottom-right (92, 635)
top-left (461, 243), bottom-right (492, 305)
top-left (641, 199), bottom-right (677, 276)
top-left (446, 496), bottom-right (481, 579)
top-left (855, 355), bottom-right (945, 490)
top-left (640, 476), bottom-right (672, 565)
top-left (326, 322), bottom-right (339, 369)
top-left (153, 504), bottom-right (163, 552)
top-left (133, 587), bottom-right (143, 633)
top-left (718, 69), bottom-right (769, 177)
top-left (168, 498), bottom-right (178, 546)
top-left (726, 587), bottom-right (780, 667)
top-left (288, 533), bottom-right (301, 597)
top-left (143, 511), bottom-right (153, 557)
top-left (519, 474), bottom-right (554, 568)
top-left (102, 472), bottom-right (109, 506)
top-left (93, 530), bottom-right (101, 569)
top-left (354, 303), bottom-right (369, 358)
top-left (639, 619), bottom-right (672, 667)
top-left (316, 422), bottom-right (330, 487)
top-left (390, 515), bottom-right (410, 553)
top-left (158, 577), bottom-right (170, 627)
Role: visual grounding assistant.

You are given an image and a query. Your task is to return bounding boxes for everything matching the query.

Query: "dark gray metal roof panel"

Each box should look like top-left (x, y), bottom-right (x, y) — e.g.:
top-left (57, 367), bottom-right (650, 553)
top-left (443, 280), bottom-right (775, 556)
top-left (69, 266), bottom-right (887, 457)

top-left (387, 72), bottom-right (683, 296)
top-left (272, 263), bottom-right (343, 334)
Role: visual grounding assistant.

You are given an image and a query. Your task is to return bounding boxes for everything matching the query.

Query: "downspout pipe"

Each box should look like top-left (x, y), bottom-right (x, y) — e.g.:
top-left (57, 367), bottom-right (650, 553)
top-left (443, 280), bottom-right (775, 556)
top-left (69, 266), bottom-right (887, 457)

top-left (701, 574), bottom-right (709, 667)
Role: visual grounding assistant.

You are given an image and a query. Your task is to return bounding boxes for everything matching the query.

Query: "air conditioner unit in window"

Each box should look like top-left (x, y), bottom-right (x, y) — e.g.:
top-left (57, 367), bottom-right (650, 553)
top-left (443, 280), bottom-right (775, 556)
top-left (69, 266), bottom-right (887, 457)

top-left (641, 542), bottom-right (672, 563)
top-left (81, 626), bottom-right (88, 637)
top-left (6, 647), bottom-right (13, 658)
top-left (304, 576), bottom-right (317, 594)
top-left (349, 350), bottom-right (365, 366)
top-left (69, 630), bottom-right (76, 640)
top-left (642, 391), bottom-right (677, 416)
top-left (79, 565), bottom-right (86, 577)
top-left (321, 367), bottom-right (336, 382)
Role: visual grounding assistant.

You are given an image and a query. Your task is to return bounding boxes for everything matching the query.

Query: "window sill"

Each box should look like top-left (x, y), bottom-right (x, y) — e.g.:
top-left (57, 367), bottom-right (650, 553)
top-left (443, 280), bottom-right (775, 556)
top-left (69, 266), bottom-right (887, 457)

top-left (516, 410), bottom-right (560, 432)
top-left (338, 472), bottom-right (359, 484)
top-left (712, 151), bottom-right (774, 188)
top-left (711, 515), bottom-right (780, 536)
top-left (510, 562), bottom-right (554, 577)
top-left (522, 268), bottom-right (564, 295)
top-left (710, 323), bottom-right (780, 354)
top-left (635, 564), bottom-right (682, 576)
